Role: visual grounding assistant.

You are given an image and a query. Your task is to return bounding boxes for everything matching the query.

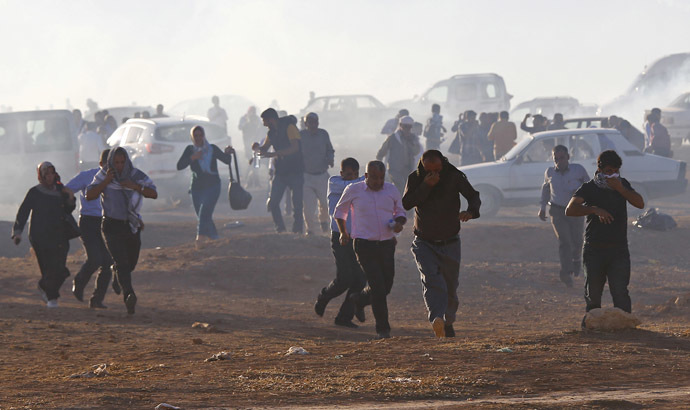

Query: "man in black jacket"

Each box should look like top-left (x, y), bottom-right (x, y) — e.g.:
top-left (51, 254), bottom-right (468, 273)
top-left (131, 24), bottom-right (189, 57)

top-left (402, 150), bottom-right (481, 338)
top-left (252, 108), bottom-right (304, 233)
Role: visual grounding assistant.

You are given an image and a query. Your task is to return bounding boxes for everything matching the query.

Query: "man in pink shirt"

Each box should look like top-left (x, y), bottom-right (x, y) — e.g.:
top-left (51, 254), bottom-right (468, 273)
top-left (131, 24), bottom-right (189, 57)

top-left (334, 160), bottom-right (407, 339)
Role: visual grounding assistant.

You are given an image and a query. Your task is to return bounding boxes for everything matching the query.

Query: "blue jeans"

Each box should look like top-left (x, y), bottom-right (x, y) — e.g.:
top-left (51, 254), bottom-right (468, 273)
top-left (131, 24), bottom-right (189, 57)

top-left (411, 236), bottom-right (461, 324)
top-left (583, 245), bottom-right (631, 313)
top-left (268, 172), bottom-right (304, 233)
top-left (191, 180), bottom-right (221, 239)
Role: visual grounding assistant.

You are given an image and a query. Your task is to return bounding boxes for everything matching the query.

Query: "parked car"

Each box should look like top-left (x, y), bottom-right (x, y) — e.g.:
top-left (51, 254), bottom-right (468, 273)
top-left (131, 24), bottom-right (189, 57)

top-left (298, 94), bottom-right (395, 141)
top-left (645, 92), bottom-right (690, 146)
top-left (85, 106), bottom-right (154, 124)
top-left (0, 110), bottom-right (79, 202)
top-left (459, 128), bottom-right (687, 217)
top-left (601, 52), bottom-right (690, 118)
top-left (391, 73), bottom-right (512, 120)
top-left (106, 117), bottom-right (231, 200)
top-left (511, 96), bottom-right (597, 121)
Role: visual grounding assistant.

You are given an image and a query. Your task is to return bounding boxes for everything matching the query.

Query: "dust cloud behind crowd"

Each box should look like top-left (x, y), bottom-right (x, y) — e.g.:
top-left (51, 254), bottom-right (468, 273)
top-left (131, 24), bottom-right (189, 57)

top-left (2, 0), bottom-right (690, 218)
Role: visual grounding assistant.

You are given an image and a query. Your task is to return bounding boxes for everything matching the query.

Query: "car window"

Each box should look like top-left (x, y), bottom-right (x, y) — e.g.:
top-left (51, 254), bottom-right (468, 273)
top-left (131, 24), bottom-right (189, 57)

top-left (125, 126), bottom-right (144, 144)
top-left (426, 86), bottom-right (448, 103)
top-left (563, 120), bottom-right (580, 129)
top-left (503, 136), bottom-right (532, 160)
top-left (107, 126), bottom-right (126, 146)
top-left (483, 83), bottom-right (497, 99)
top-left (356, 97), bottom-right (378, 109)
top-left (600, 132), bottom-right (642, 156)
top-left (0, 120), bottom-right (22, 152)
top-left (26, 118), bottom-right (72, 152)
top-left (454, 83), bottom-right (477, 101)
top-left (522, 138), bottom-right (554, 163)
top-left (305, 98), bottom-right (327, 112)
top-left (568, 134), bottom-right (598, 161)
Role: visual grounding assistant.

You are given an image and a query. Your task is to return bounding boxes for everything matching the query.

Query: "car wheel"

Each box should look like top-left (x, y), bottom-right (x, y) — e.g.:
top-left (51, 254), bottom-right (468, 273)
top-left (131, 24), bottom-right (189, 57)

top-left (475, 185), bottom-right (502, 218)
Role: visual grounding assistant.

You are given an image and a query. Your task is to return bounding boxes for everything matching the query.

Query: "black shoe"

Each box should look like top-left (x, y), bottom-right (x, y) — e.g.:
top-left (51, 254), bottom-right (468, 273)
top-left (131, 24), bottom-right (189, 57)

top-left (89, 299), bottom-right (108, 309)
top-left (354, 305), bottom-right (366, 323)
top-left (375, 331), bottom-right (391, 340)
top-left (314, 298), bottom-right (327, 317)
top-left (444, 324), bottom-right (456, 338)
top-left (112, 278), bottom-right (121, 295)
top-left (72, 280), bottom-right (84, 302)
top-left (125, 293), bottom-right (137, 315)
top-left (560, 272), bottom-right (573, 288)
top-left (37, 283), bottom-right (48, 303)
top-left (335, 319), bottom-right (358, 329)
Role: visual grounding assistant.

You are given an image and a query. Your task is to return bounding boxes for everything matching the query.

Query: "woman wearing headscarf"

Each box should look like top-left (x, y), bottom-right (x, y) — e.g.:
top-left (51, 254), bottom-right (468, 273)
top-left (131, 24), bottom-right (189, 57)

top-left (86, 147), bottom-right (157, 315)
top-left (12, 162), bottom-right (76, 308)
top-left (177, 125), bottom-right (234, 241)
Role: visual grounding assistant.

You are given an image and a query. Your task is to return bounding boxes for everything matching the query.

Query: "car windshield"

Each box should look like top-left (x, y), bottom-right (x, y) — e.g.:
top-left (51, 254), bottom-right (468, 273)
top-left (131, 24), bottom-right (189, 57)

top-left (501, 135), bottom-right (532, 160)
top-left (155, 123), bottom-right (226, 143)
top-left (670, 93), bottom-right (690, 108)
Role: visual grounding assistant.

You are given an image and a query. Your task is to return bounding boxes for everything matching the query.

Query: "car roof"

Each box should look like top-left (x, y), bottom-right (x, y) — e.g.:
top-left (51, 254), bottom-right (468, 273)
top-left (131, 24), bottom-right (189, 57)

top-left (449, 73), bottom-right (503, 80)
top-left (531, 127), bottom-right (619, 139)
top-left (312, 94), bottom-right (379, 99)
top-left (125, 117), bottom-right (216, 126)
top-left (563, 116), bottom-right (606, 122)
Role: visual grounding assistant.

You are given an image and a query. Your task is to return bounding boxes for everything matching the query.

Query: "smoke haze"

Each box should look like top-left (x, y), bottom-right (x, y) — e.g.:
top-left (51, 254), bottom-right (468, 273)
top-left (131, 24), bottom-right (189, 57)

top-left (2, 0), bottom-right (690, 114)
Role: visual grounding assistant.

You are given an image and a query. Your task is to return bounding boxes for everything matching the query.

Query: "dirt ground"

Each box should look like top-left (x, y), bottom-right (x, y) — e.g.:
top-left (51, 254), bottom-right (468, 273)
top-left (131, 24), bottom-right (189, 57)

top-left (2, 186), bottom-right (690, 409)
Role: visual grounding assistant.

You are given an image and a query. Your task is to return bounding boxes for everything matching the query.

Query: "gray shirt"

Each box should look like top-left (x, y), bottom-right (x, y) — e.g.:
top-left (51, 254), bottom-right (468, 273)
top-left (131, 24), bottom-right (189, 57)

top-left (300, 128), bottom-right (334, 174)
top-left (540, 163), bottom-right (589, 210)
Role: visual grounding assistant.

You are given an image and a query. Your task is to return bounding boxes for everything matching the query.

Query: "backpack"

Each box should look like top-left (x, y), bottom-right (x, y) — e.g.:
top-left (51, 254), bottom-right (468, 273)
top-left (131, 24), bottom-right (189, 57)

top-left (632, 208), bottom-right (677, 231)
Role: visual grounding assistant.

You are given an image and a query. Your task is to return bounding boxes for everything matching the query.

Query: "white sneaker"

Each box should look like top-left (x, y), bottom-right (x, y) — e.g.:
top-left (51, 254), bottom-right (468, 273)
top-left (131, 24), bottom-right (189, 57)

top-left (46, 299), bottom-right (58, 308)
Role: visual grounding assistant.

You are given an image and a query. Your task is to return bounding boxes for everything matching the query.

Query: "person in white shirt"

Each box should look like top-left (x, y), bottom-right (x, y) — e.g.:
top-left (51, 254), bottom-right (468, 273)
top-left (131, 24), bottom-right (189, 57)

top-left (78, 122), bottom-right (106, 170)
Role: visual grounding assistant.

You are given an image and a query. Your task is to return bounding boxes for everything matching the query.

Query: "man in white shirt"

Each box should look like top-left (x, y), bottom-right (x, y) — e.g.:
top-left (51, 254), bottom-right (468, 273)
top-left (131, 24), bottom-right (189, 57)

top-left (334, 160), bottom-right (407, 339)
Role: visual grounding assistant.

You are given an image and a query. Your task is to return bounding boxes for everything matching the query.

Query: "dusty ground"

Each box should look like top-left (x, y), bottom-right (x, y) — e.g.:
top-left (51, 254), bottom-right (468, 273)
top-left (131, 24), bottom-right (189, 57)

top-left (2, 187), bottom-right (690, 409)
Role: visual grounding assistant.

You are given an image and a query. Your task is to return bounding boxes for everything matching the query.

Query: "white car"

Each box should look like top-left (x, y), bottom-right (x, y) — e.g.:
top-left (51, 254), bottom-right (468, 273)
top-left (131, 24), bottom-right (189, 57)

top-left (106, 117), bottom-right (232, 199)
top-left (459, 128), bottom-right (687, 217)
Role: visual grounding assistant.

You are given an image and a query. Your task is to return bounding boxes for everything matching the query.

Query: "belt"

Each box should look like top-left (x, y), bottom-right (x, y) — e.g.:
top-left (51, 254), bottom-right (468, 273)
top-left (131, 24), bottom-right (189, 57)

top-left (103, 216), bottom-right (129, 225)
top-left (418, 235), bottom-right (459, 246)
top-left (354, 238), bottom-right (395, 244)
top-left (79, 214), bottom-right (102, 220)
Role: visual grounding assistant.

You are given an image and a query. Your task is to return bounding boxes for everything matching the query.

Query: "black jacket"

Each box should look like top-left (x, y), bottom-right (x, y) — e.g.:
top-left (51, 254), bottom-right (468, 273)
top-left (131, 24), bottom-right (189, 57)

top-left (402, 157), bottom-right (481, 241)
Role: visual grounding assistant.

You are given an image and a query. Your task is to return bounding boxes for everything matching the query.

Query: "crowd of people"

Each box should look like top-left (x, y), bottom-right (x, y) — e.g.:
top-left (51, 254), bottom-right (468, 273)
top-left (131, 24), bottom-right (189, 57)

top-left (12, 98), bottom-right (650, 341)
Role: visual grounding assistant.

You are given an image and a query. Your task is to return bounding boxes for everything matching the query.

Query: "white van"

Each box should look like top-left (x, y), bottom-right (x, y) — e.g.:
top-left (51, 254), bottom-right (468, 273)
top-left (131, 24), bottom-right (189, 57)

top-left (0, 110), bottom-right (79, 201)
top-left (393, 73), bottom-right (512, 120)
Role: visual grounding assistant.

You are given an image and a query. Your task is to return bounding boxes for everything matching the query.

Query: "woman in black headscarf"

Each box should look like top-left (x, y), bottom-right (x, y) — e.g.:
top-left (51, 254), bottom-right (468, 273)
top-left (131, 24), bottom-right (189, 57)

top-left (177, 125), bottom-right (234, 241)
top-left (12, 161), bottom-right (76, 308)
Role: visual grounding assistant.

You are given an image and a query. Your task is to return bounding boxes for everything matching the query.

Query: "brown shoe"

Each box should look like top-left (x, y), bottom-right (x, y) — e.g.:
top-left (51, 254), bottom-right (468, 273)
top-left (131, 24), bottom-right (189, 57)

top-left (432, 317), bottom-right (446, 338)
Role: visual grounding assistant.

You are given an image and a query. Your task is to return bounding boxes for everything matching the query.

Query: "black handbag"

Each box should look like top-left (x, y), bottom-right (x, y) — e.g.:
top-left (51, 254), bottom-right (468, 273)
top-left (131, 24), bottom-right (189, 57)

top-left (63, 213), bottom-right (81, 240)
top-left (228, 151), bottom-right (252, 210)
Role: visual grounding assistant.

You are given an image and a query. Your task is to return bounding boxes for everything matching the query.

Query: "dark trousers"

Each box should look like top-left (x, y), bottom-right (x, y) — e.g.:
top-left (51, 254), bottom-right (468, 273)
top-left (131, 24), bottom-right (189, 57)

top-left (318, 232), bottom-right (367, 321)
top-left (550, 205), bottom-right (584, 275)
top-left (102, 217), bottom-right (141, 300)
top-left (74, 215), bottom-right (113, 303)
top-left (583, 245), bottom-right (631, 313)
top-left (268, 172), bottom-right (304, 233)
top-left (191, 179), bottom-right (221, 239)
top-left (353, 238), bottom-right (396, 333)
top-left (33, 240), bottom-right (70, 300)
top-left (411, 236), bottom-right (461, 324)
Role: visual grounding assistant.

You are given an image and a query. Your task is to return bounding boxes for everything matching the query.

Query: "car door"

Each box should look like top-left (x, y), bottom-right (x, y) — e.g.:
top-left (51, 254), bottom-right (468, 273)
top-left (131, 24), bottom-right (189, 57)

top-left (507, 136), bottom-right (560, 200)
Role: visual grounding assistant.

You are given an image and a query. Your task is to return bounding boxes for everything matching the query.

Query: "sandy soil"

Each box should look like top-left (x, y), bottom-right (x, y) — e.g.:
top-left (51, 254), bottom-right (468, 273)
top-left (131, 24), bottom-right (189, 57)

top-left (2, 187), bottom-right (690, 409)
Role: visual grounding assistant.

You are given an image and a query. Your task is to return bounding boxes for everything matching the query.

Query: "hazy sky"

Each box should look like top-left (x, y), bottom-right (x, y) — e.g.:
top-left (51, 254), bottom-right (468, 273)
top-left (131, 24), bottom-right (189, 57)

top-left (2, 0), bottom-right (690, 114)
